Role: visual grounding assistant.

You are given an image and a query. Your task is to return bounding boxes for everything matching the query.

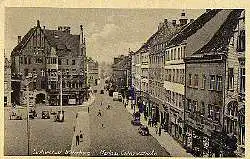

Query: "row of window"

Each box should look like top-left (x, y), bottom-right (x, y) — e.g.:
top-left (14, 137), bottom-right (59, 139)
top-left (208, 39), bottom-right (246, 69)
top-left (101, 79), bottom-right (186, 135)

top-left (23, 68), bottom-right (80, 77)
top-left (165, 90), bottom-right (184, 109)
top-left (20, 56), bottom-right (76, 65)
top-left (187, 73), bottom-right (222, 91)
top-left (186, 99), bottom-right (221, 122)
top-left (165, 46), bottom-right (186, 61)
top-left (165, 69), bottom-right (185, 85)
top-left (48, 81), bottom-right (84, 89)
top-left (150, 55), bottom-right (164, 65)
top-left (149, 81), bottom-right (164, 100)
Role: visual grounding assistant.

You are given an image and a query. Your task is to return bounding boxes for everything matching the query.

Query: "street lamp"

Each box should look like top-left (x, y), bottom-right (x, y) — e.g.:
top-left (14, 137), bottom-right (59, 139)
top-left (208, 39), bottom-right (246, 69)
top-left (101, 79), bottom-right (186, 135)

top-left (58, 71), bottom-right (64, 122)
top-left (25, 73), bottom-right (37, 155)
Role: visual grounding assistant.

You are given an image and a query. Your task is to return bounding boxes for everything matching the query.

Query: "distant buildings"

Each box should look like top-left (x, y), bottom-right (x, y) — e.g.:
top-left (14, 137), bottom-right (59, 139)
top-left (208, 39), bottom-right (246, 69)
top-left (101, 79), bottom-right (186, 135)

top-left (10, 20), bottom-right (87, 106)
top-left (111, 55), bottom-right (132, 98)
top-left (87, 57), bottom-right (99, 87)
top-left (129, 9), bottom-right (245, 157)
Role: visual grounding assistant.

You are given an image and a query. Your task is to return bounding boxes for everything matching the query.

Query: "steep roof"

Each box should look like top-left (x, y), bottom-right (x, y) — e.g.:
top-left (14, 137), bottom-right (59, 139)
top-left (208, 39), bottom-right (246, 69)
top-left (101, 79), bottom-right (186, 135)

top-left (43, 29), bottom-right (80, 56)
top-left (11, 27), bottom-right (36, 56)
top-left (168, 9), bottom-right (221, 46)
top-left (193, 9), bottom-right (243, 55)
top-left (11, 26), bottom-right (80, 57)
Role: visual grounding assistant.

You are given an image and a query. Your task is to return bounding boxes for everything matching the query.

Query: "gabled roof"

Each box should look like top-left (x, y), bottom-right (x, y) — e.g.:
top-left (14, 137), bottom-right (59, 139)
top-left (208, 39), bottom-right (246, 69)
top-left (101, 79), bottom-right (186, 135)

top-left (193, 9), bottom-right (243, 55)
top-left (11, 27), bottom-right (37, 56)
top-left (168, 9), bottom-right (221, 46)
top-left (11, 25), bottom-right (80, 57)
top-left (43, 29), bottom-right (80, 56)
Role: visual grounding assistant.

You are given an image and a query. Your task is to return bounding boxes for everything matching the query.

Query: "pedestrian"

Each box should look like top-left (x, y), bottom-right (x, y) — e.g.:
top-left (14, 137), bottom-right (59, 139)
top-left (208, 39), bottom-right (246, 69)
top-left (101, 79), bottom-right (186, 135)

top-left (101, 123), bottom-right (104, 128)
top-left (149, 118), bottom-right (153, 127)
top-left (97, 110), bottom-right (102, 117)
top-left (159, 126), bottom-right (162, 136)
top-left (107, 104), bottom-right (111, 109)
top-left (76, 113), bottom-right (78, 118)
top-left (79, 131), bottom-right (83, 142)
top-left (76, 134), bottom-right (80, 146)
top-left (73, 126), bottom-right (76, 132)
top-left (88, 107), bottom-right (89, 113)
top-left (155, 124), bottom-right (158, 134)
top-left (148, 118), bottom-right (151, 126)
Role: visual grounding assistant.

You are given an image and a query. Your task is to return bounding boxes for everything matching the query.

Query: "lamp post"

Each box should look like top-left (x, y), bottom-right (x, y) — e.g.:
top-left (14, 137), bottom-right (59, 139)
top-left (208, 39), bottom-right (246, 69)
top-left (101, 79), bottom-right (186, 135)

top-left (26, 73), bottom-right (37, 155)
top-left (58, 71), bottom-right (64, 122)
top-left (60, 71), bottom-right (63, 113)
top-left (26, 81), bottom-right (30, 156)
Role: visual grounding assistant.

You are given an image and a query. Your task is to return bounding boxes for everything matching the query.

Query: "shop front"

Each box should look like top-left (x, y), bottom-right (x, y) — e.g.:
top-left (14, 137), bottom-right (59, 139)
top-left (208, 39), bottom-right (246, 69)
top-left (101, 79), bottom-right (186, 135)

top-left (185, 124), bottom-right (210, 157)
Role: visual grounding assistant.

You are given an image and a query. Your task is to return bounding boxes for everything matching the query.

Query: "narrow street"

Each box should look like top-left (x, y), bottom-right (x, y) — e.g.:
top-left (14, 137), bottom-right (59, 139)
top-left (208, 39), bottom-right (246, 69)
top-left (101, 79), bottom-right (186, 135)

top-left (86, 79), bottom-right (169, 157)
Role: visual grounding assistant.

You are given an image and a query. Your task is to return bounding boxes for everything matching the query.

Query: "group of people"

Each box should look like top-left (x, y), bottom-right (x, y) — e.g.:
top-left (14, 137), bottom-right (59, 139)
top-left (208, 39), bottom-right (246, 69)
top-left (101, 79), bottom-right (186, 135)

top-left (96, 102), bottom-right (112, 128)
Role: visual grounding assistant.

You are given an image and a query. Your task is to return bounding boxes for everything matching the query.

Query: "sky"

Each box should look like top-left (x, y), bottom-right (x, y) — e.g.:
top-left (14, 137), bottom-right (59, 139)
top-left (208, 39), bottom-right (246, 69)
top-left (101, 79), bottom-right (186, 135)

top-left (5, 8), bottom-right (204, 63)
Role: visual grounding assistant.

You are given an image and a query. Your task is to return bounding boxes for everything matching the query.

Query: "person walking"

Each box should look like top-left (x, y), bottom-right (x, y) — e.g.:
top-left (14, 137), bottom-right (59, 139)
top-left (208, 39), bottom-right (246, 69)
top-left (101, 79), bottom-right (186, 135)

top-left (97, 109), bottom-right (102, 117)
top-left (148, 117), bottom-right (151, 126)
top-left (88, 107), bottom-right (89, 113)
top-left (76, 134), bottom-right (80, 146)
top-left (107, 104), bottom-right (111, 109)
top-left (155, 124), bottom-right (158, 134)
top-left (79, 131), bottom-right (83, 142)
top-left (159, 126), bottom-right (162, 136)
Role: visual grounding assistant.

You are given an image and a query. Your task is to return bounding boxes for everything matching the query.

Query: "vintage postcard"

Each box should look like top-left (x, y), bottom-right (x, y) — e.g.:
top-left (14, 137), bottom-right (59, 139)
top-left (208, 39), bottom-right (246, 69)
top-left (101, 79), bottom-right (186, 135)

top-left (1, 0), bottom-right (248, 158)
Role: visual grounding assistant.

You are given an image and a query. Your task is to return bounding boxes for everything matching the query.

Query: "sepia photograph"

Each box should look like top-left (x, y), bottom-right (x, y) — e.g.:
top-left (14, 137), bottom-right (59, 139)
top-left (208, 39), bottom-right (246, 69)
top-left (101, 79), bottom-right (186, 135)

top-left (3, 6), bottom-right (245, 157)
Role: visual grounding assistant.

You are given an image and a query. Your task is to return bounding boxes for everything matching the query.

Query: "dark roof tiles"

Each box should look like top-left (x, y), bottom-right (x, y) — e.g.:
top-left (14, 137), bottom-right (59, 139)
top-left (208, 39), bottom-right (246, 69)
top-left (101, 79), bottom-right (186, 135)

top-left (11, 26), bottom-right (80, 57)
top-left (193, 9), bottom-right (243, 55)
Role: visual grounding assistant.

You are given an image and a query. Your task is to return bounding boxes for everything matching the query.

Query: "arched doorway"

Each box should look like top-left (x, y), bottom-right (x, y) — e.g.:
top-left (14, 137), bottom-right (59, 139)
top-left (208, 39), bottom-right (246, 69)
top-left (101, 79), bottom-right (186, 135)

top-left (36, 93), bottom-right (45, 104)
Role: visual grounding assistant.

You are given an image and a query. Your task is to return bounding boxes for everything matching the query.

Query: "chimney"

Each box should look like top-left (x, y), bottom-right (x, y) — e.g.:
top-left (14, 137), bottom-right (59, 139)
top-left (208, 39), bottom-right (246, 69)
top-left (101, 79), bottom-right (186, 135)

top-left (190, 19), bottom-right (194, 23)
top-left (164, 19), bottom-right (168, 24)
top-left (172, 20), bottom-right (177, 26)
top-left (37, 20), bottom-right (40, 27)
top-left (80, 25), bottom-right (85, 44)
top-left (18, 36), bottom-right (21, 44)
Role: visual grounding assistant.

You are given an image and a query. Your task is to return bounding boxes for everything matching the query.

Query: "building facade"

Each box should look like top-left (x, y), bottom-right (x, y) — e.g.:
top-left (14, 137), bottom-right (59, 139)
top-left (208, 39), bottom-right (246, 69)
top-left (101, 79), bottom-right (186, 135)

top-left (111, 55), bottom-right (132, 98)
top-left (184, 9), bottom-right (245, 157)
top-left (11, 20), bottom-right (87, 106)
top-left (87, 57), bottom-right (99, 87)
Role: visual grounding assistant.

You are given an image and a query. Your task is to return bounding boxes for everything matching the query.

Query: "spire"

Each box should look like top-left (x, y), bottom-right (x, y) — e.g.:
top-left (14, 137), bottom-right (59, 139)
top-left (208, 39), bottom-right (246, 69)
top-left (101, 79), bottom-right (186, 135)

top-left (80, 25), bottom-right (85, 44)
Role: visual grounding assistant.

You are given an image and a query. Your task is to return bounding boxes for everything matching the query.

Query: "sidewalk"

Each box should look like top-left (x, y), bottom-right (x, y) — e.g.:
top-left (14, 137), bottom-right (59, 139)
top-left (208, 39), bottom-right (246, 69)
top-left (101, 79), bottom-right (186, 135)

top-left (125, 102), bottom-right (193, 157)
top-left (70, 111), bottom-right (91, 157)
top-left (70, 94), bottom-right (95, 157)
